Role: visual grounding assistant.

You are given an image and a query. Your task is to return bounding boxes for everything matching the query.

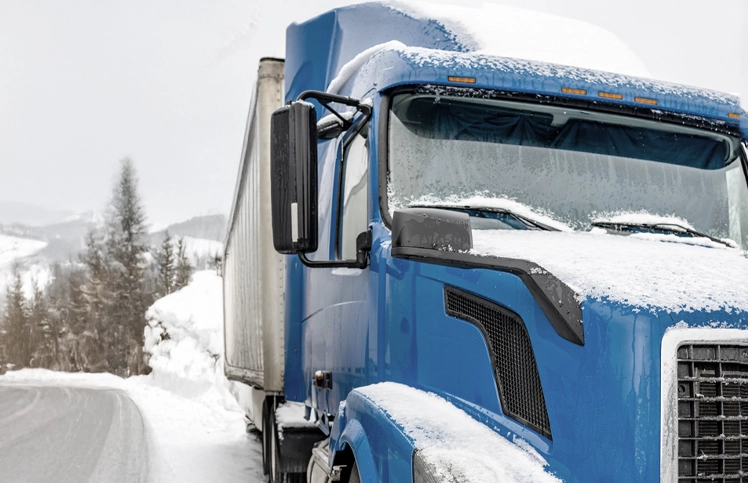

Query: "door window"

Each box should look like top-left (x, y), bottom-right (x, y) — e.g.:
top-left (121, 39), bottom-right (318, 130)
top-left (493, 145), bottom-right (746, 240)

top-left (339, 134), bottom-right (368, 260)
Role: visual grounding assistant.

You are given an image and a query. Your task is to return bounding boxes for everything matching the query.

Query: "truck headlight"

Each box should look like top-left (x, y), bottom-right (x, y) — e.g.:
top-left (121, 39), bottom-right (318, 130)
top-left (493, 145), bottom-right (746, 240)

top-left (412, 449), bottom-right (459, 483)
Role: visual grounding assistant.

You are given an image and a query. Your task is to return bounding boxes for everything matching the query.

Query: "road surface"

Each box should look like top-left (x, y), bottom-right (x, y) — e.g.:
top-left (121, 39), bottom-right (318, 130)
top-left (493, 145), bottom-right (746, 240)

top-left (0, 384), bottom-right (153, 483)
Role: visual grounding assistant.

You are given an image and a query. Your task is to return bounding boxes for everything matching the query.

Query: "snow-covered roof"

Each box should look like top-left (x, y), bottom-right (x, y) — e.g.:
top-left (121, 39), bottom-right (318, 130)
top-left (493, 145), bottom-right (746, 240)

top-left (471, 230), bottom-right (748, 313)
top-left (389, 1), bottom-right (650, 78)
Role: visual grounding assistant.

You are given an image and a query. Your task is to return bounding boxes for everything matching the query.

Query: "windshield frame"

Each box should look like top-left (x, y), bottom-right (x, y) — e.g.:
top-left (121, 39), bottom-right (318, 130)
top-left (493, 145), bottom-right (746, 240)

top-left (378, 85), bottom-right (748, 233)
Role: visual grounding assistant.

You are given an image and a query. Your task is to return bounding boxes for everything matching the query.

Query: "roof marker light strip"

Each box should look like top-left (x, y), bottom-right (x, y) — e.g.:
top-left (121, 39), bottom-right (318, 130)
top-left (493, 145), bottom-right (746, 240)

top-left (448, 76), bottom-right (476, 84)
top-left (598, 91), bottom-right (623, 100)
top-left (561, 87), bottom-right (586, 95)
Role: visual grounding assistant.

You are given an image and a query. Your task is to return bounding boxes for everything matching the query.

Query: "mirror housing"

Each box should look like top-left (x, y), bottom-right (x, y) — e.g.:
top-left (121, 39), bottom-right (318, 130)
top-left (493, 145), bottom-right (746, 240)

top-left (391, 208), bottom-right (473, 255)
top-left (270, 101), bottom-right (318, 254)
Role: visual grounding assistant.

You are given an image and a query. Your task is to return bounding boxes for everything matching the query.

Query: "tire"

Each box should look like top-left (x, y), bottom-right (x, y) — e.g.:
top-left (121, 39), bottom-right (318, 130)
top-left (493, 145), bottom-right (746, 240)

top-left (349, 461), bottom-right (361, 483)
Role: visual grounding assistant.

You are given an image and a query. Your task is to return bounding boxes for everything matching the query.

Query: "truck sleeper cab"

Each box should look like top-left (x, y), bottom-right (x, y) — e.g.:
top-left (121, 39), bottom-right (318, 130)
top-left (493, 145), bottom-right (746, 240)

top-left (222, 3), bottom-right (748, 482)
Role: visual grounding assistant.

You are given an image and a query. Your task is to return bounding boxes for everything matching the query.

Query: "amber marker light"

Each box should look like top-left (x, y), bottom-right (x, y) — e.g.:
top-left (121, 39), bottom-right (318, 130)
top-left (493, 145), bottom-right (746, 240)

top-left (634, 96), bottom-right (658, 105)
top-left (561, 87), bottom-right (587, 95)
top-left (448, 76), bottom-right (476, 84)
top-left (598, 92), bottom-right (623, 100)
top-left (728, 112), bottom-right (741, 119)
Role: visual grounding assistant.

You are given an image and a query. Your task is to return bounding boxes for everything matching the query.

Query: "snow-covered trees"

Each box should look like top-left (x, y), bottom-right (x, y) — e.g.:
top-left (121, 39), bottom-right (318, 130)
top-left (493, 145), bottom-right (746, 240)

top-left (0, 158), bottom-right (194, 376)
top-left (2, 269), bottom-right (31, 369)
top-left (174, 237), bottom-right (193, 291)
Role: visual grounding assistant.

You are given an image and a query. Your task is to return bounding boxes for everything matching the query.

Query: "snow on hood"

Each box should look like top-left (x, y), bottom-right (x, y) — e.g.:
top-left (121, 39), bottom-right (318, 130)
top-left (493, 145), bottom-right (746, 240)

top-left (389, 1), bottom-right (650, 78)
top-left (471, 230), bottom-right (748, 313)
top-left (355, 382), bottom-right (560, 483)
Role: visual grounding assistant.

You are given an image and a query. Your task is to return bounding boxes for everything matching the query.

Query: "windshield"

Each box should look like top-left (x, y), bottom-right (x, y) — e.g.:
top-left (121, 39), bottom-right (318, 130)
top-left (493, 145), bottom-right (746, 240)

top-left (388, 93), bottom-right (748, 249)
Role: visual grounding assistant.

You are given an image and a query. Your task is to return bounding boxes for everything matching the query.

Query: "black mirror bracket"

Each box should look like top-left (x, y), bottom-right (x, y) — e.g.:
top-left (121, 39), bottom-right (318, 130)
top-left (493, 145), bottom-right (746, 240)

top-left (298, 230), bottom-right (373, 269)
top-left (296, 90), bottom-right (372, 140)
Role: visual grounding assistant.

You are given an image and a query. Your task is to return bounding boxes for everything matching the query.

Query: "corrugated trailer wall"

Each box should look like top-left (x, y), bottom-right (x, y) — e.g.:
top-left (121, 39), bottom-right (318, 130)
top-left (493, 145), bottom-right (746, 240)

top-left (223, 59), bottom-right (286, 392)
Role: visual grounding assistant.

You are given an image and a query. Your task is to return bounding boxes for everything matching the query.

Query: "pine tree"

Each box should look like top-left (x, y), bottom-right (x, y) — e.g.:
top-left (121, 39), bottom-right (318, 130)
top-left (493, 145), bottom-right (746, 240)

top-left (104, 158), bottom-right (153, 376)
top-left (79, 229), bottom-right (112, 371)
top-left (3, 268), bottom-right (31, 369)
top-left (174, 237), bottom-right (193, 291)
top-left (155, 232), bottom-right (175, 296)
top-left (27, 279), bottom-right (53, 368)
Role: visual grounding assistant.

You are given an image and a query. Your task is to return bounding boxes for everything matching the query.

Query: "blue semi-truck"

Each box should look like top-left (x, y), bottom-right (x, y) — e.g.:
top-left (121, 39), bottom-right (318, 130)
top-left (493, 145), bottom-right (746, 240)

top-left (223, 3), bottom-right (748, 482)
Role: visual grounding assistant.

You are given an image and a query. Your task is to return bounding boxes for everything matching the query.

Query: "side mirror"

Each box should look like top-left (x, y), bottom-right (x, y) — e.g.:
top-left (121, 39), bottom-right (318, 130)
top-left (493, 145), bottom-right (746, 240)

top-left (270, 101), bottom-right (318, 254)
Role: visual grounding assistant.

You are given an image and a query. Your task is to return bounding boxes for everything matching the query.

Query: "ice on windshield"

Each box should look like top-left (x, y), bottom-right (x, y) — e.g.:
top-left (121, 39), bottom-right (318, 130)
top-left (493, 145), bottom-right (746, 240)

top-left (388, 94), bottom-right (748, 248)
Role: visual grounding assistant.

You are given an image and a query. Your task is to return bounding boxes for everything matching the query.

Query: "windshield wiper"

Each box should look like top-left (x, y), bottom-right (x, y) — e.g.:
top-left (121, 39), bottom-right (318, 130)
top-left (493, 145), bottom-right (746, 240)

top-left (410, 204), bottom-right (561, 231)
top-left (590, 221), bottom-right (733, 247)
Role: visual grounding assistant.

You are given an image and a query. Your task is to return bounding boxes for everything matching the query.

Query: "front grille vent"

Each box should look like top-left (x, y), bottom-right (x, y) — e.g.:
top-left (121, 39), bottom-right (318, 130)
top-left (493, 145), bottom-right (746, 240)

top-left (677, 344), bottom-right (748, 482)
top-left (444, 286), bottom-right (551, 439)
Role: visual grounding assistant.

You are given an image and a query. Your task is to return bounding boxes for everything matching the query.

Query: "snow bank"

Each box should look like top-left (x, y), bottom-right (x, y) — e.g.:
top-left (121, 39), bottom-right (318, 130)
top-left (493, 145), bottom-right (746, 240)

top-left (389, 1), bottom-right (649, 78)
top-left (471, 230), bottom-right (748, 313)
top-left (355, 382), bottom-right (560, 482)
top-left (143, 270), bottom-right (234, 407)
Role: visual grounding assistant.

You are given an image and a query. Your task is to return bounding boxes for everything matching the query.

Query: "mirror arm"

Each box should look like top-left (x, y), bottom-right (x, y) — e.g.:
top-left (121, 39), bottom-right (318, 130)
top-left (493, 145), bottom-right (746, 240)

top-left (298, 230), bottom-right (372, 269)
top-left (297, 90), bottom-right (372, 137)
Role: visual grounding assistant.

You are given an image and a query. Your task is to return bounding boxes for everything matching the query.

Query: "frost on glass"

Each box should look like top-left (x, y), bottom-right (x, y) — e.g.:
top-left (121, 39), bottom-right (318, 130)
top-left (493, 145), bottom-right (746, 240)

top-left (388, 95), bottom-right (748, 248)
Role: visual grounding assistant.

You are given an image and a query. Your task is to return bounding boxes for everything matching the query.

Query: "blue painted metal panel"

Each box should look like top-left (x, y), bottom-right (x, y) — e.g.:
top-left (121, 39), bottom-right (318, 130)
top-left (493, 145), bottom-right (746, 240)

top-left (332, 389), bottom-right (415, 483)
top-left (278, 3), bottom-right (748, 481)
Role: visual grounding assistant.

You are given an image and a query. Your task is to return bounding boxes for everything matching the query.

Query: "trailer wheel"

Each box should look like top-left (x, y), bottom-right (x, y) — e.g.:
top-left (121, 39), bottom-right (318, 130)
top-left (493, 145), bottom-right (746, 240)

top-left (348, 461), bottom-right (361, 483)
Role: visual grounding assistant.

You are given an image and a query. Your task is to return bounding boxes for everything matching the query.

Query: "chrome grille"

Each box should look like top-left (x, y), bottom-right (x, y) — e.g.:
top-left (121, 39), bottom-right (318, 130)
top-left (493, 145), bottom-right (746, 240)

top-left (677, 344), bottom-right (748, 482)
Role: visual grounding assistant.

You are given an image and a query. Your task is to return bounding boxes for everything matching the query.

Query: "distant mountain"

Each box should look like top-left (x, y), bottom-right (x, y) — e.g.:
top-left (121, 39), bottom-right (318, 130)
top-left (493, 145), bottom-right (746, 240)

top-left (0, 200), bottom-right (74, 226)
top-left (150, 214), bottom-right (226, 243)
top-left (0, 217), bottom-right (96, 262)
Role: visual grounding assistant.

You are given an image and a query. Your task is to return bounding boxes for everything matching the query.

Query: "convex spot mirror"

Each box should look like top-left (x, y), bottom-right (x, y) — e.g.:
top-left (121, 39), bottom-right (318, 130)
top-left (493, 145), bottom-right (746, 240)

top-left (270, 101), bottom-right (318, 254)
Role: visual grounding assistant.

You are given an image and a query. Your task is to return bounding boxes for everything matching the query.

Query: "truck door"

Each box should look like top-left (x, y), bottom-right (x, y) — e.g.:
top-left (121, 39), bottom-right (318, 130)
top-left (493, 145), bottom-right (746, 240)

top-left (304, 131), bottom-right (372, 419)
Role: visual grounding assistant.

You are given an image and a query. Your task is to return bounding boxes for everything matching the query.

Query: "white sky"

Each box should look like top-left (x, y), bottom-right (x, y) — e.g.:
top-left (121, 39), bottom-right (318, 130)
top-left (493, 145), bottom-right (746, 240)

top-left (0, 0), bottom-right (746, 227)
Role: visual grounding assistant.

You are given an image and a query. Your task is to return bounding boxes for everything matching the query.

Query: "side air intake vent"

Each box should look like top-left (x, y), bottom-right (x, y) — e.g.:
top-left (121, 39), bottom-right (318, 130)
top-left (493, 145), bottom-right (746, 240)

top-left (444, 286), bottom-right (552, 439)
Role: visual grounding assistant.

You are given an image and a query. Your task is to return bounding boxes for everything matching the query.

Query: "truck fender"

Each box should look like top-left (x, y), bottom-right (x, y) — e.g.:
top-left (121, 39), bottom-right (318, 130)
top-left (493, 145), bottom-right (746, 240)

top-left (330, 388), bottom-right (416, 483)
top-left (338, 419), bottom-right (377, 483)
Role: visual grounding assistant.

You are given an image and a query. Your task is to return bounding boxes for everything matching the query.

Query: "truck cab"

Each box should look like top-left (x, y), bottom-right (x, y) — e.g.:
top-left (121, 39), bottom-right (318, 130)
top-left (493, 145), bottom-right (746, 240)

top-left (224, 3), bottom-right (748, 482)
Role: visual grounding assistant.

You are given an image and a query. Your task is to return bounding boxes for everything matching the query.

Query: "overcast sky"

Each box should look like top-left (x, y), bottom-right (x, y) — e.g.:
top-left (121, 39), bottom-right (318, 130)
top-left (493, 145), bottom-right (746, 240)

top-left (1, 0), bottom-right (746, 228)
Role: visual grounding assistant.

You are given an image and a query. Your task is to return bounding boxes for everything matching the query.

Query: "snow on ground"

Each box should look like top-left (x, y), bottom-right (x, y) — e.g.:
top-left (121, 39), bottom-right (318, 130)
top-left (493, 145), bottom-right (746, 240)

top-left (141, 269), bottom-right (262, 481)
top-left (181, 236), bottom-right (223, 267)
top-left (355, 382), bottom-right (560, 482)
top-left (472, 230), bottom-right (748, 313)
top-left (1, 270), bottom-right (263, 482)
top-left (0, 234), bottom-right (46, 269)
top-left (0, 234), bottom-right (49, 298)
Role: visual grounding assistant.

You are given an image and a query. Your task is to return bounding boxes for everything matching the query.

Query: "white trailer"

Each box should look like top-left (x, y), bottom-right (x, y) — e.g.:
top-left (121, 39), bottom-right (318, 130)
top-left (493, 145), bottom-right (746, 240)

top-left (223, 58), bottom-right (286, 426)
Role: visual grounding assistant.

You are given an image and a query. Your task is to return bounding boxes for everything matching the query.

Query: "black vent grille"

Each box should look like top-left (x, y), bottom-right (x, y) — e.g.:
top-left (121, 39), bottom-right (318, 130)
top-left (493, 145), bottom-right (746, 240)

top-left (677, 344), bottom-right (748, 482)
top-left (444, 286), bottom-right (551, 438)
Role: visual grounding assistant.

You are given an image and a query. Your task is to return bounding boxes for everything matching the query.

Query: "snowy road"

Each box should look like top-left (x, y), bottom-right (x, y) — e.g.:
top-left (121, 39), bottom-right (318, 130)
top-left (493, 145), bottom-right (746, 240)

top-left (0, 379), bottom-right (266, 483)
top-left (0, 384), bottom-right (152, 483)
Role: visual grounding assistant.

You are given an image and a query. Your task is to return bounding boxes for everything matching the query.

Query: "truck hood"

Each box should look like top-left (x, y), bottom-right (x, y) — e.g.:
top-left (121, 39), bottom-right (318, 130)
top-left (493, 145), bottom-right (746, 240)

top-left (471, 230), bottom-right (748, 314)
